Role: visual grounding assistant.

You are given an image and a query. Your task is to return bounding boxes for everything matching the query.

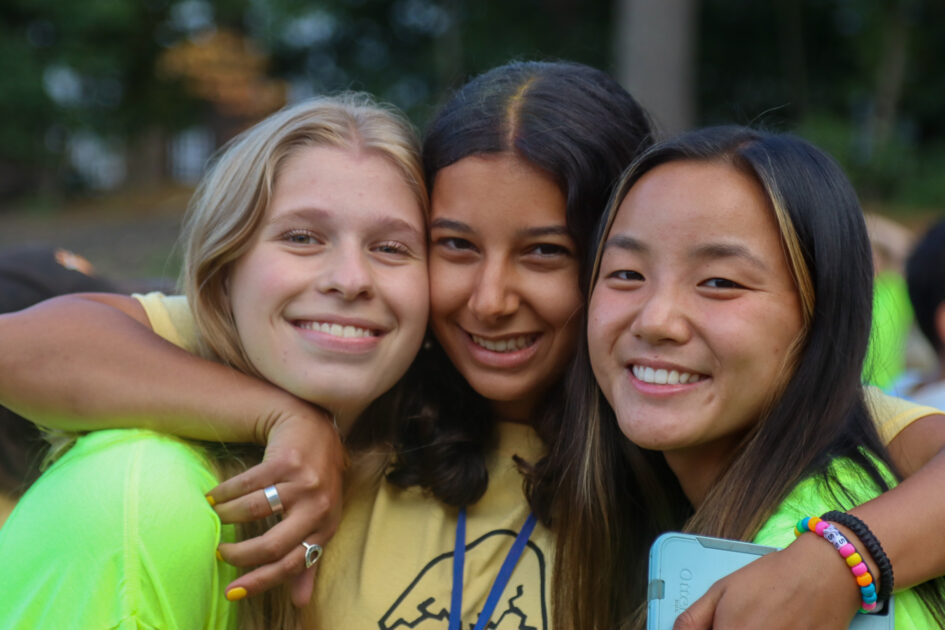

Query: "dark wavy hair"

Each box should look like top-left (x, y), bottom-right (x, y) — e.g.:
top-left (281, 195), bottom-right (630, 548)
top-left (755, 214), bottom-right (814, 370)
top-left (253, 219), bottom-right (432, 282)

top-left (549, 126), bottom-right (945, 628)
top-left (386, 60), bottom-right (654, 507)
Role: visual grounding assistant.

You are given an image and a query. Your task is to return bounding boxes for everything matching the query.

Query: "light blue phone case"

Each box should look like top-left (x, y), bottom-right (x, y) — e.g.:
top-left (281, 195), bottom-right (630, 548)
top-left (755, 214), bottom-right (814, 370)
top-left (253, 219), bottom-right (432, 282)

top-left (647, 532), bottom-right (894, 630)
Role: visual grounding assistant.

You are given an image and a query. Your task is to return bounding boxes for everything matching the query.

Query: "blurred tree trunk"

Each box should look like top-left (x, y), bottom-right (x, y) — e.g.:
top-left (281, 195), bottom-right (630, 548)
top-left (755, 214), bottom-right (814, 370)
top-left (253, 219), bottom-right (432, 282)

top-left (868, 0), bottom-right (912, 154)
top-left (434, 0), bottom-right (464, 92)
top-left (777, 0), bottom-right (808, 119)
top-left (125, 126), bottom-right (166, 189)
top-left (614, 0), bottom-right (698, 135)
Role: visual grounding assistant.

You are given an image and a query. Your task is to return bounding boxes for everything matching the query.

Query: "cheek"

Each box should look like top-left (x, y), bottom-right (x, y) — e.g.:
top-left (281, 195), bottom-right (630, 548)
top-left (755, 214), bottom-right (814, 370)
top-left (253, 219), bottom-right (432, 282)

top-left (389, 267), bottom-right (430, 333)
top-left (428, 259), bottom-right (471, 321)
top-left (587, 296), bottom-right (617, 397)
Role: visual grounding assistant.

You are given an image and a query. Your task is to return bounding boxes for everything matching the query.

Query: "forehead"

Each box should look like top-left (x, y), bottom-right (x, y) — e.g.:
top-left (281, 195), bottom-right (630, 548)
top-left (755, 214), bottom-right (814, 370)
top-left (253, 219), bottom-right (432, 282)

top-left (430, 153), bottom-right (567, 228)
top-left (269, 145), bottom-right (424, 228)
top-left (611, 159), bottom-right (778, 243)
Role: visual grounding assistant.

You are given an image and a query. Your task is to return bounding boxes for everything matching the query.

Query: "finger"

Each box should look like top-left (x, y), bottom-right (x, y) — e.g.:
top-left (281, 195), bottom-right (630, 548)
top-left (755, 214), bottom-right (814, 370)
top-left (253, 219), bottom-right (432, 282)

top-left (673, 581), bottom-right (723, 630)
top-left (218, 517), bottom-right (326, 568)
top-left (207, 459), bottom-right (285, 506)
top-left (290, 565), bottom-right (317, 608)
top-left (223, 545), bottom-right (310, 602)
top-left (214, 485), bottom-right (287, 524)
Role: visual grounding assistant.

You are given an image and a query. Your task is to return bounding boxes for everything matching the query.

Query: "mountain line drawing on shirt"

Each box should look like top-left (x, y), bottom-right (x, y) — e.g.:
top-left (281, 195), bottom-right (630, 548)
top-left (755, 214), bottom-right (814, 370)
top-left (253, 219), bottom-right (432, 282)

top-left (378, 528), bottom-right (548, 630)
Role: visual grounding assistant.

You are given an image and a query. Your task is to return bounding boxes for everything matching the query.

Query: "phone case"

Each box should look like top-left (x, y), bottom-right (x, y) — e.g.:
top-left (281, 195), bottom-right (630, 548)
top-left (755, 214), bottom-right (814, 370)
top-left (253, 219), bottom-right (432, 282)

top-left (646, 532), bottom-right (894, 630)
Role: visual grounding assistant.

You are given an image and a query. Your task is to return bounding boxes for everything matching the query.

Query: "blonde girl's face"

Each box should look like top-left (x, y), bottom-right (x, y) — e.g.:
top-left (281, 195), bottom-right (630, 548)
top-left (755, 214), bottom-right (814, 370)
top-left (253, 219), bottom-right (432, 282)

top-left (428, 154), bottom-right (582, 422)
top-left (588, 160), bottom-right (803, 476)
top-left (227, 145), bottom-right (429, 429)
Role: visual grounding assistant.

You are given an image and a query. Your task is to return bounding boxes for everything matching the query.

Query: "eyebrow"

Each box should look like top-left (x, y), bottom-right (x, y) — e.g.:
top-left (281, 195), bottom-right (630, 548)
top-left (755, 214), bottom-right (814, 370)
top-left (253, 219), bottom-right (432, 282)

top-left (601, 233), bottom-right (646, 253)
top-left (602, 232), bottom-right (769, 271)
top-left (430, 218), bottom-right (572, 239)
top-left (691, 242), bottom-right (769, 271)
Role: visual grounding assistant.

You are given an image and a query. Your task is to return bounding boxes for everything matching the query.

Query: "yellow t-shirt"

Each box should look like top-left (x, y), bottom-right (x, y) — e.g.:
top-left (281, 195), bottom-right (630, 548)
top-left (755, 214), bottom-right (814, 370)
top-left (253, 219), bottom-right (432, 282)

top-left (136, 293), bottom-right (554, 629)
top-left (134, 293), bottom-right (942, 630)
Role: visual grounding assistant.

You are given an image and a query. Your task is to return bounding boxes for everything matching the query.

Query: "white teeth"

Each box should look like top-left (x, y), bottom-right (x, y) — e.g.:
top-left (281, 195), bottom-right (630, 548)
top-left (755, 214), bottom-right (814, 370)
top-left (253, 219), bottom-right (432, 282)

top-left (297, 321), bottom-right (376, 338)
top-left (471, 334), bottom-right (536, 353)
top-left (632, 365), bottom-right (703, 385)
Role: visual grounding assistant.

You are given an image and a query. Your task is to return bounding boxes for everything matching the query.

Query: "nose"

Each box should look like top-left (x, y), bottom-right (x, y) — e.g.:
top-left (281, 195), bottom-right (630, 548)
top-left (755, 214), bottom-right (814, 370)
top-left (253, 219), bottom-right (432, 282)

top-left (467, 257), bottom-right (520, 323)
top-left (629, 283), bottom-right (691, 345)
top-left (316, 242), bottom-right (374, 300)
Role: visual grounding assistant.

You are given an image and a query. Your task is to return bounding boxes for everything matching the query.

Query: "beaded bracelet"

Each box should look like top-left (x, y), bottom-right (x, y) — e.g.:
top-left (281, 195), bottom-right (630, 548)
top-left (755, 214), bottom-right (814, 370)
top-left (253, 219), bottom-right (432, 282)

top-left (822, 510), bottom-right (893, 604)
top-left (795, 516), bottom-right (879, 613)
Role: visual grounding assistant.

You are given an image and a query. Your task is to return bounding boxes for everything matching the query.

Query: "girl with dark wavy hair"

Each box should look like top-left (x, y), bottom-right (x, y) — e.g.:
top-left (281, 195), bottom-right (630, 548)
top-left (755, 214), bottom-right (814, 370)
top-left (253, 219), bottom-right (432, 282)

top-left (553, 126), bottom-right (945, 629)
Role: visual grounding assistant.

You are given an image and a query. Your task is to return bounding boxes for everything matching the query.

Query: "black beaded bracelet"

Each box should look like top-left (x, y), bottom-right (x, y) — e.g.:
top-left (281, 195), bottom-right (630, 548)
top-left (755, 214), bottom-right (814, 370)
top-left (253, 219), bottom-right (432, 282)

top-left (822, 510), bottom-right (894, 603)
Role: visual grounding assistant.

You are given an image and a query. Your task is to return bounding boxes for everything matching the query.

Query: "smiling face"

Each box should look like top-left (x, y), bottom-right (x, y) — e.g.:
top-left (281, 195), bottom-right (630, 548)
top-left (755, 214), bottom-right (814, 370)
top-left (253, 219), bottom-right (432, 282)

top-left (227, 145), bottom-right (429, 430)
top-left (588, 159), bottom-right (804, 494)
top-left (429, 153), bottom-right (582, 422)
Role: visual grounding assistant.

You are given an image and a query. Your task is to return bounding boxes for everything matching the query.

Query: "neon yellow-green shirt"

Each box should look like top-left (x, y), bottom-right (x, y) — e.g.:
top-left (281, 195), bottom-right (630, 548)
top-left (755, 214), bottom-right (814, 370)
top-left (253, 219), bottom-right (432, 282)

top-left (755, 456), bottom-right (938, 628)
top-left (0, 429), bottom-right (238, 629)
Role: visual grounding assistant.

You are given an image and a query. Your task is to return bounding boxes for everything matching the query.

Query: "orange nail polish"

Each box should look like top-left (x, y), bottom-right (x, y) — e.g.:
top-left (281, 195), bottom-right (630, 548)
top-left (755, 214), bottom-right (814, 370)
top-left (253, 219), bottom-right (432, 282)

top-left (216, 549), bottom-right (223, 562)
top-left (205, 494), bottom-right (216, 507)
top-left (225, 587), bottom-right (247, 602)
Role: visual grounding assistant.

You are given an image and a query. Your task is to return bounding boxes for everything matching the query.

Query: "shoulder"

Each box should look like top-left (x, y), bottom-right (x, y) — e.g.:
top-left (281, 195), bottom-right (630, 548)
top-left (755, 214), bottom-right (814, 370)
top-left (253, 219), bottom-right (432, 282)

top-left (753, 456), bottom-right (891, 549)
top-left (0, 429), bottom-right (237, 628)
top-left (133, 292), bottom-right (202, 354)
top-left (19, 429), bottom-right (226, 546)
top-left (865, 385), bottom-right (942, 444)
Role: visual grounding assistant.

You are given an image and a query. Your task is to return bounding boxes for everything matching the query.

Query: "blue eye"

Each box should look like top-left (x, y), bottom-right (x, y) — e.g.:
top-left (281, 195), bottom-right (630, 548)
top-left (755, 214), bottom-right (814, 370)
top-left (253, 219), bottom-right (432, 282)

top-left (375, 241), bottom-right (410, 256)
top-left (283, 230), bottom-right (320, 245)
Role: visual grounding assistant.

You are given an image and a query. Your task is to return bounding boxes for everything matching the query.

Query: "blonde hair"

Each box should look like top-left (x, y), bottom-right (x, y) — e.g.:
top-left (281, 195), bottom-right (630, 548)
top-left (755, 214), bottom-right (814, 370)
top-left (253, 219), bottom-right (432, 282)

top-left (43, 93), bottom-right (425, 630)
top-left (180, 92), bottom-right (428, 375)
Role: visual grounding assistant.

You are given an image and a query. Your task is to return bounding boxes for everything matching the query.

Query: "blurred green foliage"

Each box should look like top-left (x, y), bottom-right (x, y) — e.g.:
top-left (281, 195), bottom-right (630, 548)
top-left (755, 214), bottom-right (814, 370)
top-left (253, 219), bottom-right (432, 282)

top-left (1, 0), bottom-right (943, 214)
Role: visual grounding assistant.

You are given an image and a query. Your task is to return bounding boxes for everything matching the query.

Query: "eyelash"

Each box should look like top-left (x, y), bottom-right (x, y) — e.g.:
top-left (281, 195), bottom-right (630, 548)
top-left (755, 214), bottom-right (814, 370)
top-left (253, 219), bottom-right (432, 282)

top-left (701, 277), bottom-right (744, 289)
top-left (435, 236), bottom-right (475, 251)
top-left (375, 240), bottom-right (411, 256)
top-left (607, 269), bottom-right (644, 281)
top-left (282, 229), bottom-right (321, 245)
top-left (528, 243), bottom-right (571, 257)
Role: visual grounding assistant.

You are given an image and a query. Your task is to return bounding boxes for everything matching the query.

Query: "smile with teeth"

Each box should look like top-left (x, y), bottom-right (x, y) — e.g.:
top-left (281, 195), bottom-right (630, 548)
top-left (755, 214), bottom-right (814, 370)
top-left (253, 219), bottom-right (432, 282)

top-left (470, 333), bottom-right (538, 353)
top-left (631, 365), bottom-right (706, 385)
top-left (295, 321), bottom-right (379, 338)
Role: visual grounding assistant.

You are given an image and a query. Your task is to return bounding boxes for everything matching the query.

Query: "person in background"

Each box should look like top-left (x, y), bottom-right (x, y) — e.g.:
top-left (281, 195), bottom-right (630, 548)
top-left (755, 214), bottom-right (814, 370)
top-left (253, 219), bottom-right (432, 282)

top-left (903, 219), bottom-right (945, 408)
top-left (863, 214), bottom-right (915, 389)
top-left (0, 245), bottom-right (156, 525)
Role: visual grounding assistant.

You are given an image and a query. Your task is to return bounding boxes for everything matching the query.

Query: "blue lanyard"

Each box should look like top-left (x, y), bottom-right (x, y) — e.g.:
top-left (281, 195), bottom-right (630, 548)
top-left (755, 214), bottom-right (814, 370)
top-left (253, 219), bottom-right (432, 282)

top-left (448, 506), bottom-right (538, 630)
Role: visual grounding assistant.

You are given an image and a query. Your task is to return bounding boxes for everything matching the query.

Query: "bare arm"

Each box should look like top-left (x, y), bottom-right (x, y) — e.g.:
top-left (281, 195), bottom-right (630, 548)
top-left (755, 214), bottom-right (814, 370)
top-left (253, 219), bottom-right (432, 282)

top-left (675, 412), bottom-right (945, 629)
top-left (1, 293), bottom-right (296, 442)
top-left (0, 293), bottom-right (345, 605)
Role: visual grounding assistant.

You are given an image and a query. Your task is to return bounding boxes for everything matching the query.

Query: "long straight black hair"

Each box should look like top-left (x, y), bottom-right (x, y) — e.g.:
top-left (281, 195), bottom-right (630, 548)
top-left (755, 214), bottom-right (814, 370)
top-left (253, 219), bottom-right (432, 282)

top-left (550, 126), bottom-right (945, 629)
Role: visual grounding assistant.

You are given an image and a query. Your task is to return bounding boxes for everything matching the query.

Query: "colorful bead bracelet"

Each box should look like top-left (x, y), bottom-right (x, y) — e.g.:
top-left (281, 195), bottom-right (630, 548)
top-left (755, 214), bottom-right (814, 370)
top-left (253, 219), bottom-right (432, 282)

top-left (795, 516), bottom-right (879, 613)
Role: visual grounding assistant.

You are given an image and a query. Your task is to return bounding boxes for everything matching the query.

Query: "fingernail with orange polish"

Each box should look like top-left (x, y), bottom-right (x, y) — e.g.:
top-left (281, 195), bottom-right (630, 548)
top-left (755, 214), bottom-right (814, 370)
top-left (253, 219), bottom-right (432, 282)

top-left (205, 494), bottom-right (216, 506)
top-left (216, 549), bottom-right (223, 561)
top-left (226, 587), bottom-right (247, 602)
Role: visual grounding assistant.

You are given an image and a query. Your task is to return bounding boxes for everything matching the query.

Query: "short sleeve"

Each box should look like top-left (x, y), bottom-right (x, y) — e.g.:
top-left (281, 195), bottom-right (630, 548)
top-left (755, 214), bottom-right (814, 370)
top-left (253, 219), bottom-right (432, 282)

top-left (133, 292), bottom-right (202, 355)
top-left (865, 386), bottom-right (942, 444)
top-left (0, 430), bottom-right (238, 630)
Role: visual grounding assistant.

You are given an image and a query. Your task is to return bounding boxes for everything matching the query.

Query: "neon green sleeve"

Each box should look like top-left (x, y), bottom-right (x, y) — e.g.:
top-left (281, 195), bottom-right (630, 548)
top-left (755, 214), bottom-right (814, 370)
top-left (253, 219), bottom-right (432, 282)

top-left (0, 429), bottom-right (238, 629)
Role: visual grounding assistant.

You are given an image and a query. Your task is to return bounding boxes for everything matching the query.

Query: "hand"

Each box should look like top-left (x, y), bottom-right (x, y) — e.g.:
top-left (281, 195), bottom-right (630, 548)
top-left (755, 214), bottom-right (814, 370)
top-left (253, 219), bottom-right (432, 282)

top-left (206, 408), bottom-right (346, 606)
top-left (673, 534), bottom-right (862, 630)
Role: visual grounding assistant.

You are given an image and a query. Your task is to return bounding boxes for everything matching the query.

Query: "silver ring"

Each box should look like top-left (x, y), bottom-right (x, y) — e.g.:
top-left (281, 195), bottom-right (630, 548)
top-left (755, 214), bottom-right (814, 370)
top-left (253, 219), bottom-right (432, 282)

top-left (263, 485), bottom-right (284, 515)
top-left (301, 541), bottom-right (323, 568)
